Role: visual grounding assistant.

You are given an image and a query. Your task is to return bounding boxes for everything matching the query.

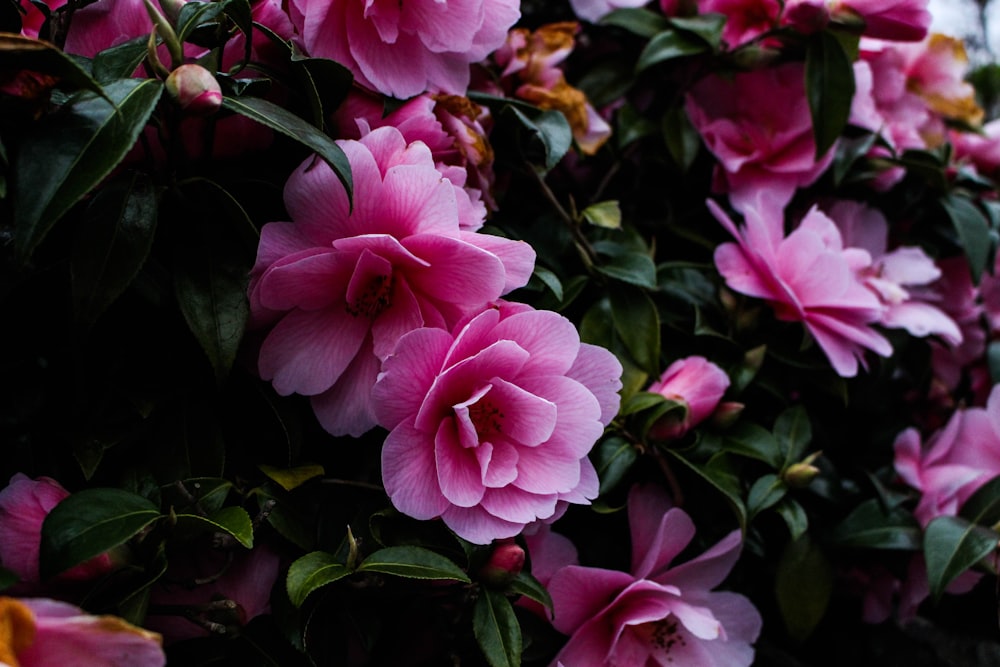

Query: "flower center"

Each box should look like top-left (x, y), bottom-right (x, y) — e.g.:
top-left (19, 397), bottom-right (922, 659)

top-left (635, 615), bottom-right (687, 661)
top-left (346, 274), bottom-right (392, 319)
top-left (469, 397), bottom-right (504, 438)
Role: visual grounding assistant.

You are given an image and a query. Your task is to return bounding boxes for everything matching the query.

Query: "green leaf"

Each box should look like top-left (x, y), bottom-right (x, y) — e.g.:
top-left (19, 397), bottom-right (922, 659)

top-left (989, 341), bottom-right (1000, 386)
top-left (290, 54), bottom-right (354, 129)
top-left (504, 106), bottom-right (573, 172)
top-left (173, 231), bottom-right (251, 384)
top-left (668, 13), bottom-right (726, 50)
top-left (959, 474), bottom-right (1000, 526)
top-left (92, 36), bottom-right (149, 83)
top-left (286, 551), bottom-right (351, 608)
top-left (595, 245), bottom-right (658, 289)
top-left (357, 546), bottom-right (471, 582)
top-left (163, 477), bottom-right (233, 516)
top-left (940, 194), bottom-right (993, 284)
top-left (223, 0), bottom-right (254, 69)
top-left (805, 30), bottom-right (855, 159)
top-left (775, 498), bottom-right (809, 541)
top-left (259, 464), bottom-right (325, 492)
top-left (599, 7), bottom-right (670, 38)
top-left (830, 498), bottom-right (922, 550)
top-left (667, 450), bottom-right (747, 529)
top-left (473, 588), bottom-right (521, 667)
top-left (609, 284), bottom-right (660, 374)
top-left (71, 172), bottom-right (158, 328)
top-left (581, 201), bottom-right (622, 229)
top-left (176, 1), bottom-right (227, 42)
top-left (175, 506), bottom-right (254, 549)
top-left (508, 571), bottom-right (553, 613)
top-left (924, 515), bottom-right (999, 602)
top-left (636, 29), bottom-right (707, 72)
top-left (40, 488), bottom-right (161, 579)
top-left (531, 266), bottom-right (563, 302)
top-left (0, 33), bottom-right (106, 97)
top-left (721, 422), bottom-right (783, 468)
top-left (747, 473), bottom-right (787, 518)
top-left (0, 567), bottom-right (18, 592)
top-left (775, 537), bottom-right (832, 642)
top-left (594, 436), bottom-right (638, 495)
top-left (13, 78), bottom-right (163, 260)
top-left (662, 103), bottom-right (701, 173)
top-left (221, 95), bottom-right (352, 200)
top-left (774, 405), bottom-right (812, 467)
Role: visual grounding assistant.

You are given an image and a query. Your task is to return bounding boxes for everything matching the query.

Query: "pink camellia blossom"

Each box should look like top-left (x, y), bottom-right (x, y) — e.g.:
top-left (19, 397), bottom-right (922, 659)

top-left (894, 383), bottom-right (1000, 527)
top-left (711, 198), bottom-right (893, 377)
top-left (646, 356), bottom-right (731, 441)
top-left (828, 0), bottom-right (930, 42)
top-left (332, 90), bottom-right (497, 217)
top-left (248, 126), bottom-right (535, 436)
top-left (700, 0), bottom-right (782, 48)
top-left (927, 256), bottom-right (987, 394)
top-left (686, 63), bottom-right (834, 216)
top-left (951, 119), bottom-right (1000, 179)
top-left (0, 474), bottom-right (116, 587)
top-left (287, 0), bottom-right (520, 99)
top-left (547, 484), bottom-right (762, 666)
top-left (0, 596), bottom-right (165, 666)
top-left (372, 305), bottom-right (623, 544)
top-left (826, 200), bottom-right (961, 345)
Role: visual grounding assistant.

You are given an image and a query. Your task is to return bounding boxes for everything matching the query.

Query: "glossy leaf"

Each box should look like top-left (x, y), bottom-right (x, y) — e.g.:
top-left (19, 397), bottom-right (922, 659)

top-left (959, 474), bottom-right (1000, 526)
top-left (775, 537), bottom-right (832, 642)
top-left (662, 103), bottom-right (701, 173)
top-left (668, 13), bottom-right (726, 50)
top-left (40, 488), bottom-right (161, 579)
top-left (595, 245), bottom-right (658, 289)
top-left (805, 30), bottom-right (855, 159)
top-left (221, 95), bottom-right (352, 200)
top-left (599, 7), bottom-right (670, 37)
top-left (286, 551), bottom-right (351, 608)
top-left (92, 36), bottom-right (148, 83)
top-left (532, 266), bottom-right (564, 302)
top-left (356, 546), bottom-right (471, 582)
top-left (473, 588), bottom-right (521, 667)
top-left (774, 405), bottom-right (812, 467)
top-left (830, 499), bottom-right (922, 550)
top-left (775, 498), bottom-right (809, 541)
top-left (508, 571), bottom-right (552, 613)
top-left (609, 284), bottom-right (660, 374)
top-left (176, 1), bottom-right (227, 42)
top-left (13, 78), bottom-right (163, 260)
top-left (259, 464), bottom-right (325, 492)
top-left (667, 450), bottom-right (747, 529)
top-left (594, 436), bottom-right (638, 495)
top-left (71, 172), bottom-right (158, 328)
top-left (924, 515), bottom-right (999, 601)
top-left (636, 29), bottom-right (707, 72)
top-left (941, 194), bottom-right (993, 284)
top-left (504, 106), bottom-right (573, 172)
top-left (747, 474), bottom-right (787, 518)
top-left (722, 422), bottom-right (783, 468)
top-left (175, 506), bottom-right (254, 548)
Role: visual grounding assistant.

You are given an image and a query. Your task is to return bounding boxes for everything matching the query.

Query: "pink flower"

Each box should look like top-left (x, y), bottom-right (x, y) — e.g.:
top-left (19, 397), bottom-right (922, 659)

top-left (18, 0), bottom-right (66, 39)
top-left (711, 198), bottom-right (893, 377)
top-left (894, 384), bottom-right (1000, 527)
top-left (927, 256), bottom-right (986, 392)
top-left (0, 596), bottom-right (165, 666)
top-left (646, 356), bottom-right (731, 440)
top-left (0, 474), bottom-right (116, 587)
top-left (372, 305), bottom-right (623, 544)
top-left (248, 126), bottom-right (535, 436)
top-left (332, 90), bottom-right (497, 217)
top-left (547, 484), bottom-right (762, 666)
top-left (829, 0), bottom-right (930, 42)
top-left (569, 0), bottom-right (649, 23)
top-left (700, 0), bottom-right (782, 48)
top-left (287, 0), bottom-right (520, 98)
top-left (951, 119), bottom-right (1000, 178)
top-left (826, 200), bottom-right (961, 344)
top-left (145, 545), bottom-right (280, 643)
top-left (685, 64), bottom-right (834, 216)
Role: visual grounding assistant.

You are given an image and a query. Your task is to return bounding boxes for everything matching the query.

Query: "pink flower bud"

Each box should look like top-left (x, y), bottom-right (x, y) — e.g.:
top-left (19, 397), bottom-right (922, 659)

top-left (646, 356), bottom-right (730, 440)
top-left (165, 64), bottom-right (222, 116)
top-left (479, 539), bottom-right (525, 587)
top-left (710, 401), bottom-right (745, 429)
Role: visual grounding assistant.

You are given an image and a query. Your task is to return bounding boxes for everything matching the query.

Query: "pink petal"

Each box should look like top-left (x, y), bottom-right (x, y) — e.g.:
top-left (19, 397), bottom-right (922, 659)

top-left (440, 503), bottom-right (524, 544)
top-left (478, 485), bottom-right (558, 524)
top-left (373, 327), bottom-right (453, 430)
top-left (458, 231), bottom-right (536, 293)
top-left (310, 337), bottom-right (382, 437)
top-left (566, 343), bottom-right (624, 426)
top-left (492, 310), bottom-right (582, 376)
top-left (382, 422), bottom-right (450, 520)
top-left (435, 419), bottom-right (487, 507)
top-left (657, 530), bottom-right (743, 591)
top-left (548, 565), bottom-right (636, 634)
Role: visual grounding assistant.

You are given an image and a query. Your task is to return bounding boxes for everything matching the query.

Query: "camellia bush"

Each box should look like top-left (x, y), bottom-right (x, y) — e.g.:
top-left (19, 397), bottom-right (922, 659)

top-left (6, 0), bottom-right (1000, 664)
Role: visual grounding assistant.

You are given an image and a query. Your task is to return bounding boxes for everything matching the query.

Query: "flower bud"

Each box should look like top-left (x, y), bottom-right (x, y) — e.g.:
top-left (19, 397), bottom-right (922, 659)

top-left (165, 64), bottom-right (223, 116)
top-left (479, 539), bottom-right (525, 587)
top-left (782, 452), bottom-right (822, 488)
top-left (710, 401), bottom-right (745, 430)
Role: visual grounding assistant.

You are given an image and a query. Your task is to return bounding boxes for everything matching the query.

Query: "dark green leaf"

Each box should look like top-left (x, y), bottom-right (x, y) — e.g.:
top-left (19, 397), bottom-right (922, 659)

top-left (71, 172), bottom-right (158, 328)
top-left (940, 194), bottom-right (993, 284)
top-left (221, 95), bottom-right (352, 199)
top-left (609, 284), bottom-right (660, 374)
top-left (286, 551), bottom-right (351, 608)
top-left (667, 450), bottom-right (747, 529)
top-left (173, 233), bottom-right (251, 384)
top-left (662, 103), bottom-right (701, 173)
top-left (40, 488), bottom-right (161, 579)
top-left (830, 498), bottom-right (922, 550)
top-left (636, 29), bottom-right (707, 72)
top-left (959, 474), bottom-right (1000, 526)
top-left (176, 1), bottom-right (227, 42)
top-left (223, 0), bottom-right (254, 70)
top-left (162, 477), bottom-right (233, 516)
top-left (508, 571), bottom-right (553, 613)
top-left (290, 54), bottom-right (354, 129)
top-left (505, 106), bottom-right (573, 172)
top-left (775, 537), bottom-right (832, 642)
top-left (357, 546), bottom-right (471, 582)
top-left (748, 474), bottom-right (787, 518)
top-left (620, 391), bottom-right (671, 417)
top-left (924, 515), bottom-right (999, 601)
top-left (0, 33), bottom-right (106, 97)
top-left (721, 422), bottom-right (783, 468)
top-left (595, 245), bottom-right (658, 288)
top-left (774, 405), bottom-right (812, 467)
top-left (13, 78), bottom-right (163, 260)
top-left (92, 36), bottom-right (148, 83)
top-left (0, 567), bottom-right (18, 592)
top-left (615, 101), bottom-right (658, 149)
top-left (668, 13), bottom-right (726, 50)
top-left (532, 266), bottom-right (563, 302)
top-left (594, 436), bottom-right (638, 495)
top-left (832, 131), bottom-right (878, 186)
top-left (175, 506), bottom-right (254, 548)
top-left (776, 498), bottom-right (809, 541)
top-left (599, 8), bottom-right (670, 38)
top-left (805, 30), bottom-right (855, 158)
top-left (473, 588), bottom-right (521, 667)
